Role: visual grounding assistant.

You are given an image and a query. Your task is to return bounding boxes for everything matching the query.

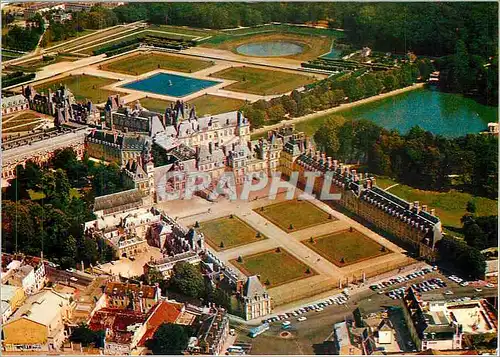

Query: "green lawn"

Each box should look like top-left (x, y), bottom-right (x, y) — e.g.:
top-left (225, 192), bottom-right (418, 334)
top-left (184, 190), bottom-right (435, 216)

top-left (294, 113), bottom-right (346, 136)
top-left (384, 181), bottom-right (498, 229)
top-left (255, 199), bottom-right (334, 232)
top-left (197, 215), bottom-right (266, 251)
top-left (35, 75), bottom-right (118, 104)
top-left (10, 55), bottom-right (78, 72)
top-left (212, 66), bottom-right (316, 95)
top-left (101, 53), bottom-right (214, 75)
top-left (231, 248), bottom-right (315, 288)
top-left (303, 229), bottom-right (390, 267)
top-left (28, 190), bottom-right (46, 201)
top-left (135, 95), bottom-right (245, 116)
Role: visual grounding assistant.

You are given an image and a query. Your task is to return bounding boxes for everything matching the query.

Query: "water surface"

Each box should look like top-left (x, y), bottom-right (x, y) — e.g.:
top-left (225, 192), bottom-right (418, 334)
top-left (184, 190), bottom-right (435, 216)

top-left (236, 41), bottom-right (304, 57)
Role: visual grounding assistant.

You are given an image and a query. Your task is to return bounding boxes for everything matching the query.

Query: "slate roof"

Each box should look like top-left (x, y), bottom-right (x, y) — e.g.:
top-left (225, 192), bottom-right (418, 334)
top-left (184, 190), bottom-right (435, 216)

top-left (94, 188), bottom-right (144, 212)
top-left (243, 276), bottom-right (267, 298)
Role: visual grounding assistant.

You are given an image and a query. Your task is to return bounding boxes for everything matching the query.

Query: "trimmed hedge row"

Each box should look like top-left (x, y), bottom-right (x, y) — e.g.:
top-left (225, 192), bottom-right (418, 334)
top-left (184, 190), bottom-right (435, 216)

top-left (93, 37), bottom-right (142, 55)
top-left (3, 71), bottom-right (36, 87)
top-left (105, 43), bottom-right (141, 57)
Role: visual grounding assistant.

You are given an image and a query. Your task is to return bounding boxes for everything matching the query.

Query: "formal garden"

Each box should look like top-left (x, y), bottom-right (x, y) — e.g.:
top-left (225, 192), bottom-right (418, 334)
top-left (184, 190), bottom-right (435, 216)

top-left (255, 199), bottom-right (334, 232)
top-left (303, 228), bottom-right (390, 267)
top-left (211, 66), bottom-right (316, 95)
top-left (196, 215), bottom-right (266, 251)
top-left (34, 74), bottom-right (119, 104)
top-left (230, 247), bottom-right (315, 288)
top-left (100, 52), bottom-right (214, 75)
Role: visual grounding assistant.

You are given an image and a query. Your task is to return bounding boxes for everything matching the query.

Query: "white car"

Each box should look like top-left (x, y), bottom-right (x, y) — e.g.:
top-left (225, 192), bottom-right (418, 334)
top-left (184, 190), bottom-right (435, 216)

top-left (475, 288), bottom-right (482, 292)
top-left (486, 283), bottom-right (494, 288)
top-left (444, 290), bottom-right (454, 295)
top-left (69, 277), bottom-right (78, 282)
top-left (460, 281), bottom-right (469, 287)
top-left (316, 307), bottom-right (324, 312)
top-left (297, 316), bottom-right (307, 322)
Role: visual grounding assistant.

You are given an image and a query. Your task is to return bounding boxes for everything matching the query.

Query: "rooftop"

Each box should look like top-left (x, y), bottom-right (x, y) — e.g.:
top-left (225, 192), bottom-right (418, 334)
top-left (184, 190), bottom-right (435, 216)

top-left (104, 282), bottom-right (157, 300)
top-left (138, 300), bottom-right (184, 346)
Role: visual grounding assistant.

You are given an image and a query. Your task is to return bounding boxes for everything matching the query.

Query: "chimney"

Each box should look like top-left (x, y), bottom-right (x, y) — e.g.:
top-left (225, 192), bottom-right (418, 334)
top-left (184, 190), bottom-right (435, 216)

top-left (414, 201), bottom-right (420, 212)
top-left (371, 177), bottom-right (376, 187)
top-left (422, 205), bottom-right (428, 212)
top-left (209, 142), bottom-right (213, 155)
top-left (333, 160), bottom-right (338, 170)
top-left (430, 208), bottom-right (436, 216)
top-left (351, 169), bottom-right (356, 179)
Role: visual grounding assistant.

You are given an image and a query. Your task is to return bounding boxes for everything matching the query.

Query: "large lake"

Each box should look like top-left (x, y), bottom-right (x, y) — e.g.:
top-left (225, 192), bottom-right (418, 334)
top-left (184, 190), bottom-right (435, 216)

top-left (340, 87), bottom-right (498, 137)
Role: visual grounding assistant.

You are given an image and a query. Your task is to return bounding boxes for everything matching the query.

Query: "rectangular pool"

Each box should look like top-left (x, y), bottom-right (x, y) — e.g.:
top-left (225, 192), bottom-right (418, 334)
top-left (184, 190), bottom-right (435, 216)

top-left (121, 72), bottom-right (221, 97)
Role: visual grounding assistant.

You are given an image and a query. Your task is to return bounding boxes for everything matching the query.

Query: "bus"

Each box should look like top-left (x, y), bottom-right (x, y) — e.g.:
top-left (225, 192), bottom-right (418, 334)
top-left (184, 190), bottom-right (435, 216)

top-left (227, 346), bottom-right (243, 353)
top-left (249, 323), bottom-right (269, 338)
top-left (281, 321), bottom-right (291, 329)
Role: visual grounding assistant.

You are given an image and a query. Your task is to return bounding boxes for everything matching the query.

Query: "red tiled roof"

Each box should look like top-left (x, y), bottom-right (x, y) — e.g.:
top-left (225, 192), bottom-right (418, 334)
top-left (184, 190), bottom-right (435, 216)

top-left (89, 308), bottom-right (147, 332)
top-left (104, 282), bottom-right (157, 299)
top-left (138, 301), bottom-right (184, 346)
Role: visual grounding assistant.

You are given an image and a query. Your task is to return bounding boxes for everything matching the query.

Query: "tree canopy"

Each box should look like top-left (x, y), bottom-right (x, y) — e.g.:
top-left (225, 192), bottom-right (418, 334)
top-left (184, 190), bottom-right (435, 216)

top-left (147, 323), bottom-right (190, 355)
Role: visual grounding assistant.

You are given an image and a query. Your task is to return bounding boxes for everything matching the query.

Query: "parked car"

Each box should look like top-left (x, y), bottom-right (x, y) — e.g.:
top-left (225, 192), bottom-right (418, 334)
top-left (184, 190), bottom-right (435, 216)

top-left (297, 316), bottom-right (307, 322)
top-left (475, 288), bottom-right (482, 292)
top-left (444, 290), bottom-right (454, 295)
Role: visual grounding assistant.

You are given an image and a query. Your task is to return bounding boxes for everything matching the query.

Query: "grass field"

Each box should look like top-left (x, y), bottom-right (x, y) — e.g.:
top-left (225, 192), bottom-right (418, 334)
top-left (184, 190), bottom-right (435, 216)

top-left (42, 29), bottom-right (95, 48)
top-left (255, 199), bottom-right (334, 232)
top-left (294, 113), bottom-right (347, 136)
top-left (134, 94), bottom-right (245, 116)
top-left (377, 177), bottom-right (498, 229)
top-left (101, 53), bottom-right (214, 75)
top-left (197, 215), bottom-right (266, 251)
top-left (35, 75), bottom-right (118, 104)
top-left (9, 55), bottom-right (78, 72)
top-left (2, 112), bottom-right (45, 132)
top-left (212, 66), bottom-right (315, 95)
top-left (230, 248), bottom-right (315, 288)
top-left (303, 229), bottom-right (390, 267)
top-left (149, 24), bottom-right (215, 37)
top-left (58, 27), bottom-right (135, 52)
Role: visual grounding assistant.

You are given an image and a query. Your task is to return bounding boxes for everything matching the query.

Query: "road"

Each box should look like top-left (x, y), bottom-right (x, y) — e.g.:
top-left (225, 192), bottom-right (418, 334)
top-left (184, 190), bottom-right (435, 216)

top-left (229, 269), bottom-right (497, 355)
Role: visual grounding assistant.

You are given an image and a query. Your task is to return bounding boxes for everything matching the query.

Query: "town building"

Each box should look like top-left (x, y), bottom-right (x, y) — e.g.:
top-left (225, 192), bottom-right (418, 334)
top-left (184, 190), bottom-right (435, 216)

top-left (333, 321), bottom-right (363, 355)
top-left (1, 94), bottom-right (29, 116)
top-left (1, 254), bottom-right (46, 295)
top-left (186, 307), bottom-right (229, 355)
top-left (136, 299), bottom-right (186, 352)
top-left (401, 288), bottom-right (497, 351)
top-left (238, 275), bottom-right (271, 321)
top-left (1, 284), bottom-right (26, 323)
top-left (103, 282), bottom-right (161, 313)
top-left (88, 307), bottom-right (147, 355)
top-left (2, 289), bottom-right (73, 352)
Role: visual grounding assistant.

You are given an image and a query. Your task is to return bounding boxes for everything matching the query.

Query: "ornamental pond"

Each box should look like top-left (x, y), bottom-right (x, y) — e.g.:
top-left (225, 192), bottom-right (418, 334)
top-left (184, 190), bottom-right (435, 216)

top-left (236, 41), bottom-right (304, 57)
top-left (122, 73), bottom-right (221, 97)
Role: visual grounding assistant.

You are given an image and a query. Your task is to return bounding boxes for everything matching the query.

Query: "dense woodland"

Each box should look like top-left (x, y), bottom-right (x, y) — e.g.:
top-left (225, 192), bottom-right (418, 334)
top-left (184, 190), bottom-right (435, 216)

top-left (1, 148), bottom-right (133, 268)
top-left (40, 7), bottom-right (118, 46)
top-left (314, 119), bottom-right (498, 199)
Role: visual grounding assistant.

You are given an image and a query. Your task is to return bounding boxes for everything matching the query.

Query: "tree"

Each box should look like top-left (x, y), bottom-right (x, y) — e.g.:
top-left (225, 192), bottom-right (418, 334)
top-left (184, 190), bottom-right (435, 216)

top-left (70, 323), bottom-right (98, 346)
top-left (169, 262), bottom-right (205, 298)
top-left (464, 223), bottom-right (487, 250)
top-left (313, 116), bottom-right (342, 156)
top-left (466, 200), bottom-right (477, 214)
top-left (147, 323), bottom-right (190, 355)
top-left (237, 256), bottom-right (243, 263)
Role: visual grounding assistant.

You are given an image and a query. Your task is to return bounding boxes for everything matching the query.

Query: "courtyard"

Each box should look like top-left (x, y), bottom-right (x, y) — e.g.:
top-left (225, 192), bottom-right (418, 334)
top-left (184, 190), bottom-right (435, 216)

top-left (197, 215), bottom-right (266, 251)
top-left (254, 199), bottom-right (334, 232)
top-left (34, 74), bottom-right (119, 104)
top-left (100, 52), bottom-right (214, 75)
top-left (303, 229), bottom-right (391, 267)
top-left (211, 66), bottom-right (316, 95)
top-left (230, 248), bottom-right (315, 288)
